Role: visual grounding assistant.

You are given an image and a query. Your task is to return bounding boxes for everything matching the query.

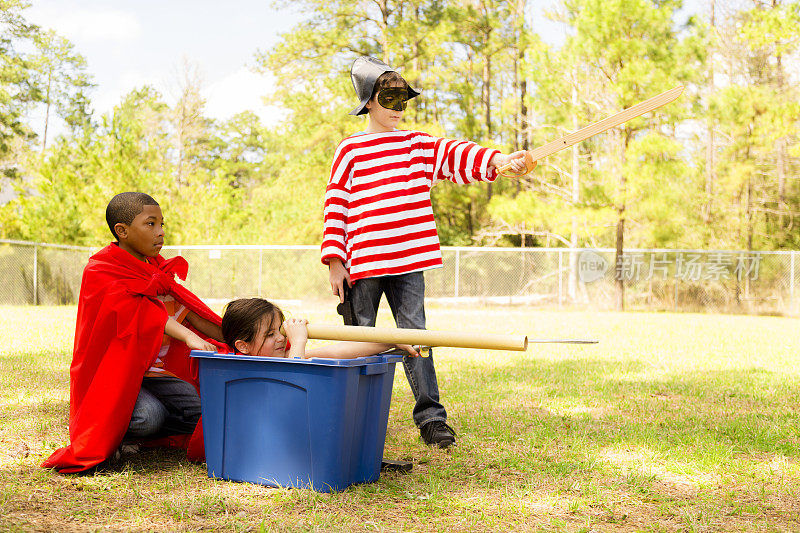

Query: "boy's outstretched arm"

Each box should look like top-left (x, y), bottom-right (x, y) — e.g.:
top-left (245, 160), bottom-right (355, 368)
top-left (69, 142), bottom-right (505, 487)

top-left (327, 258), bottom-right (351, 304)
top-left (165, 317), bottom-right (217, 352)
top-left (185, 311), bottom-right (224, 343)
top-left (489, 151), bottom-right (531, 175)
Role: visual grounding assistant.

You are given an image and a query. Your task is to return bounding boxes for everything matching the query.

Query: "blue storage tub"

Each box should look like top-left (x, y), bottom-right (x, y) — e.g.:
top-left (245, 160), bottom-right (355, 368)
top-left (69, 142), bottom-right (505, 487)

top-left (190, 351), bottom-right (403, 492)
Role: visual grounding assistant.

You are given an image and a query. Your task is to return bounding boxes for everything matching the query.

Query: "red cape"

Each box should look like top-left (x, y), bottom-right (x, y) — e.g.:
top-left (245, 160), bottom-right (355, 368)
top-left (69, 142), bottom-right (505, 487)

top-left (42, 243), bottom-right (222, 473)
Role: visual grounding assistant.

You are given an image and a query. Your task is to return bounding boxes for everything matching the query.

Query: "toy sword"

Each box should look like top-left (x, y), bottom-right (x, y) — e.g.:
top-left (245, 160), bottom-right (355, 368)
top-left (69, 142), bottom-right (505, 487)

top-left (498, 85), bottom-right (684, 177)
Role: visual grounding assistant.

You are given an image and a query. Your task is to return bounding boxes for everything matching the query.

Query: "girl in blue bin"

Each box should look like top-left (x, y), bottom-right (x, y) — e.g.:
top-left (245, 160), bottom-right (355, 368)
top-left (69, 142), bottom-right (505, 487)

top-left (221, 298), bottom-right (418, 359)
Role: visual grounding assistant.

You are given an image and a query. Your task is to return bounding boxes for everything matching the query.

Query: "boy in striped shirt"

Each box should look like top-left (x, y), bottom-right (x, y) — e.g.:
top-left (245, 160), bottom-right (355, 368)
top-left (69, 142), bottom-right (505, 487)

top-left (322, 56), bottom-right (529, 448)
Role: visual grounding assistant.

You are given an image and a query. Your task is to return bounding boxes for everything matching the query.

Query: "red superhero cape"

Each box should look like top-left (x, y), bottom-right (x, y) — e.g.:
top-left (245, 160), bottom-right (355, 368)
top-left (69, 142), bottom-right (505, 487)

top-left (41, 243), bottom-right (223, 473)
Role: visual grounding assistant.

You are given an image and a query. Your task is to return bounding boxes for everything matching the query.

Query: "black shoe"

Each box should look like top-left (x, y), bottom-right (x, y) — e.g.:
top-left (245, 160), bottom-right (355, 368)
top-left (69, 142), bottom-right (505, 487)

top-left (420, 421), bottom-right (456, 449)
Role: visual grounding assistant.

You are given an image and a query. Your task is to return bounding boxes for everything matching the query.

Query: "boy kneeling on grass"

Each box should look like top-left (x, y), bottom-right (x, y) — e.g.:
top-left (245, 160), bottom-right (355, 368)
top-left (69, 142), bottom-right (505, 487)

top-left (42, 192), bottom-right (224, 473)
top-left (42, 193), bottom-right (418, 474)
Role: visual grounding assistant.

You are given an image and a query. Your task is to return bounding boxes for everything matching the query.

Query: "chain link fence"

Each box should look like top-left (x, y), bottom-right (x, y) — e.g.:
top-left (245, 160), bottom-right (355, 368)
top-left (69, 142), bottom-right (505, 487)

top-left (0, 240), bottom-right (95, 305)
top-left (1, 240), bottom-right (797, 315)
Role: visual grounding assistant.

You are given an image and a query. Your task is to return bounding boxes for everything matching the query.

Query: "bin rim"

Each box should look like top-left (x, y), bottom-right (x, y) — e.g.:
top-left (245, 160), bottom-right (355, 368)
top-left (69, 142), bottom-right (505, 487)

top-left (190, 350), bottom-right (403, 367)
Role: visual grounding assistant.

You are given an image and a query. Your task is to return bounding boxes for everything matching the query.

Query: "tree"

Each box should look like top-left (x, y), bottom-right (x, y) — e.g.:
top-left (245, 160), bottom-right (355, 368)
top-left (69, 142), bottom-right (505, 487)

top-left (169, 60), bottom-right (211, 189)
top-left (9, 88), bottom-right (176, 244)
top-left (2, 85), bottom-right (258, 245)
top-left (253, 0), bottom-right (454, 243)
top-left (708, 0), bottom-right (800, 251)
top-left (557, 0), bottom-right (701, 310)
top-left (0, 0), bottom-right (43, 176)
top-left (32, 29), bottom-right (94, 151)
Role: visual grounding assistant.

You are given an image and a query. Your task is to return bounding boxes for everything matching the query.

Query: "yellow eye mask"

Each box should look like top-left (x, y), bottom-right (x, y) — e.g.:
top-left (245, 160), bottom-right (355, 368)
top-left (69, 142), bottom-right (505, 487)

top-left (377, 87), bottom-right (409, 111)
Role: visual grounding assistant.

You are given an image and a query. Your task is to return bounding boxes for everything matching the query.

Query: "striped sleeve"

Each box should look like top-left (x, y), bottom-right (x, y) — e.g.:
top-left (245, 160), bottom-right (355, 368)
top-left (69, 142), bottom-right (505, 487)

top-left (321, 141), bottom-right (352, 265)
top-left (430, 137), bottom-right (501, 185)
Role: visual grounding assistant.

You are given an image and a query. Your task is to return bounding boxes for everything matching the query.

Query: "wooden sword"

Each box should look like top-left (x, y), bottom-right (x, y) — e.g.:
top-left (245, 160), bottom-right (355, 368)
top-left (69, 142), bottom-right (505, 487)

top-left (497, 85), bottom-right (685, 177)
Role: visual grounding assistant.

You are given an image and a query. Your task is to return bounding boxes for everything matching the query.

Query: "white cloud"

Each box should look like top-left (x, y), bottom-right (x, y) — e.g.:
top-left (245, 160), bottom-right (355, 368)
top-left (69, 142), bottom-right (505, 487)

top-left (27, 5), bottom-right (141, 43)
top-left (85, 69), bottom-right (159, 117)
top-left (202, 67), bottom-right (286, 125)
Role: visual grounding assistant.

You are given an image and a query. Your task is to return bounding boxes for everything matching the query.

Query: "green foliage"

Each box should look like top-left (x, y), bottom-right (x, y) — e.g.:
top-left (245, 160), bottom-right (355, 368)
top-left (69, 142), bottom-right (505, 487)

top-left (31, 29), bottom-right (94, 144)
top-left (701, 0), bottom-right (800, 250)
top-left (1, 0), bottom-right (800, 254)
top-left (623, 132), bottom-right (695, 246)
top-left (1, 85), bottom-right (274, 246)
top-left (738, 0), bottom-right (800, 55)
top-left (0, 0), bottom-right (44, 174)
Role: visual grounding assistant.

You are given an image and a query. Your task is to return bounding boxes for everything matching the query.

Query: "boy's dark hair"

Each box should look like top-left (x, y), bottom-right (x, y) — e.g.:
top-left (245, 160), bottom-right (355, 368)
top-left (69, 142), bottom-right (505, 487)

top-left (371, 71), bottom-right (409, 100)
top-left (105, 192), bottom-right (159, 240)
top-left (222, 298), bottom-right (285, 352)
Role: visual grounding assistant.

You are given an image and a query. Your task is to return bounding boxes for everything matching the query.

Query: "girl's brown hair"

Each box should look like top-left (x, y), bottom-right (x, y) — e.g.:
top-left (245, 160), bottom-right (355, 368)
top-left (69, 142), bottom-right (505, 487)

top-left (221, 298), bottom-right (285, 352)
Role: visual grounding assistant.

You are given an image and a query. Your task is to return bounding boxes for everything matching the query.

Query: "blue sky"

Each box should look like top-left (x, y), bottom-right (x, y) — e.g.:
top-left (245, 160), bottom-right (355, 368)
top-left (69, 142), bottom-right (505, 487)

top-left (24, 0), bottom-right (306, 132)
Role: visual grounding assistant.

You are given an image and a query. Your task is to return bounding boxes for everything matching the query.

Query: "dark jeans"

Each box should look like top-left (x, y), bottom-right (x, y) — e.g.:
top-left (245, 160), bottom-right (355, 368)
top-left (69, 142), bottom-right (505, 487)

top-left (126, 375), bottom-right (201, 439)
top-left (350, 271), bottom-right (447, 428)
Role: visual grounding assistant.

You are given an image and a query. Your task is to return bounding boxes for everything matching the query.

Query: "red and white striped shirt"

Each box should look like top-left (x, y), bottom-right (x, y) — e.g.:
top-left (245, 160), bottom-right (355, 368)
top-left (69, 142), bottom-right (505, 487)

top-left (321, 130), bottom-right (500, 281)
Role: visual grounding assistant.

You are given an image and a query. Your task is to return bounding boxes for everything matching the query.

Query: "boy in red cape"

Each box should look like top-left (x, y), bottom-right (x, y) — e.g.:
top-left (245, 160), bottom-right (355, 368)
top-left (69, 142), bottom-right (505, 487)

top-left (42, 192), bottom-right (224, 473)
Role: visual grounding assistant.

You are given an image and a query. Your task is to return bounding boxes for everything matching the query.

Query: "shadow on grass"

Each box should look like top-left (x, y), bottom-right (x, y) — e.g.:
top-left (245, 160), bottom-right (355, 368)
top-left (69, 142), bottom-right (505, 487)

top-left (3, 447), bottom-right (201, 482)
top-left (417, 355), bottom-right (800, 529)
top-left (0, 447), bottom-right (209, 532)
top-left (2, 351), bottom-right (798, 530)
top-left (448, 355), bottom-right (800, 461)
top-left (100, 447), bottom-right (203, 476)
top-left (0, 349), bottom-right (202, 480)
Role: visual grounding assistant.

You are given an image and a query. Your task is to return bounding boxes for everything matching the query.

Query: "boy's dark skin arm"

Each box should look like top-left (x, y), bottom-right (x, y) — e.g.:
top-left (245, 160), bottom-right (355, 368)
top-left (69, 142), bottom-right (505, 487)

top-left (185, 311), bottom-right (224, 343)
top-left (165, 317), bottom-right (217, 351)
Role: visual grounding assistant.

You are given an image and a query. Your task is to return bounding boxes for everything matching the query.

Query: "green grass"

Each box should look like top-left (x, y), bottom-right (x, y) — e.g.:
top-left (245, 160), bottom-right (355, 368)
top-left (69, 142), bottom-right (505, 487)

top-left (2, 304), bottom-right (800, 531)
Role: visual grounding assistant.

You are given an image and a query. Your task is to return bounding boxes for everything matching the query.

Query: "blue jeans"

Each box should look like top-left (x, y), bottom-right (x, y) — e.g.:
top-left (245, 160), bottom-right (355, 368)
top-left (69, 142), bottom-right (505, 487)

top-left (350, 271), bottom-right (447, 428)
top-left (126, 375), bottom-right (201, 439)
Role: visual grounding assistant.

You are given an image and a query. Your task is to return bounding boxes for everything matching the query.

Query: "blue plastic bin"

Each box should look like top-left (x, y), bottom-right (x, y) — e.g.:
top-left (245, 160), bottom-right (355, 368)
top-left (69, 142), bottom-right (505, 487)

top-left (190, 351), bottom-right (403, 492)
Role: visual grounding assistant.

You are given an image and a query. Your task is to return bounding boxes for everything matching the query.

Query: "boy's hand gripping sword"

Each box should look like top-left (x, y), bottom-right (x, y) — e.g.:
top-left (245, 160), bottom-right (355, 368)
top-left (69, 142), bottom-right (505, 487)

top-left (497, 85), bottom-right (684, 178)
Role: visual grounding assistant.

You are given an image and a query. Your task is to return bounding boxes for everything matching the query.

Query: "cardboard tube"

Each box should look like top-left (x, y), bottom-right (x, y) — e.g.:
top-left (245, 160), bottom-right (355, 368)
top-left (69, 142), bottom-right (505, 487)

top-left (305, 324), bottom-right (528, 351)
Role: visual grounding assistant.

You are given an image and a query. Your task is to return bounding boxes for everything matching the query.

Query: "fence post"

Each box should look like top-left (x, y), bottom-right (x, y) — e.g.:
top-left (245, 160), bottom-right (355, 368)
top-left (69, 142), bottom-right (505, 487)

top-left (791, 251), bottom-right (796, 314)
top-left (558, 249), bottom-right (563, 306)
top-left (33, 244), bottom-right (38, 306)
top-left (454, 249), bottom-right (460, 298)
top-left (258, 249), bottom-right (263, 297)
top-left (674, 277), bottom-right (678, 312)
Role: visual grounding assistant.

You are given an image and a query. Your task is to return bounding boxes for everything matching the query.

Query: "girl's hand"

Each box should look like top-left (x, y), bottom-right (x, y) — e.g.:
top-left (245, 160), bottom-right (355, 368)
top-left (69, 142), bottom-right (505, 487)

top-left (396, 344), bottom-right (421, 357)
top-left (283, 318), bottom-right (309, 345)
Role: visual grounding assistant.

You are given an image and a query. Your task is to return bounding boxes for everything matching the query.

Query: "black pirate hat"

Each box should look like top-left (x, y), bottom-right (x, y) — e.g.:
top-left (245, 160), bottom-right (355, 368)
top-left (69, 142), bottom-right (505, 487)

top-left (348, 56), bottom-right (420, 116)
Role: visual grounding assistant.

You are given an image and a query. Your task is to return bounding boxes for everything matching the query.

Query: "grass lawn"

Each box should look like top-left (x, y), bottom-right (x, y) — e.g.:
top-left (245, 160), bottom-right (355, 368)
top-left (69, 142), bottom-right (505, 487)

top-left (1, 303), bottom-right (799, 532)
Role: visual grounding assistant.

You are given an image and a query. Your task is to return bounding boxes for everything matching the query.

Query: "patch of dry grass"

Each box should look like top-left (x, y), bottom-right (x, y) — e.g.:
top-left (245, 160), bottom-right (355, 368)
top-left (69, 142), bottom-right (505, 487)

top-left (2, 304), bottom-right (800, 531)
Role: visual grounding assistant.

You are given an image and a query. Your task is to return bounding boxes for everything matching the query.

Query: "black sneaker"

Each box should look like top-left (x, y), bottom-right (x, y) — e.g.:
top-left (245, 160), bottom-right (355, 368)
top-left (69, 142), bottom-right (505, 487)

top-left (420, 421), bottom-right (456, 449)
